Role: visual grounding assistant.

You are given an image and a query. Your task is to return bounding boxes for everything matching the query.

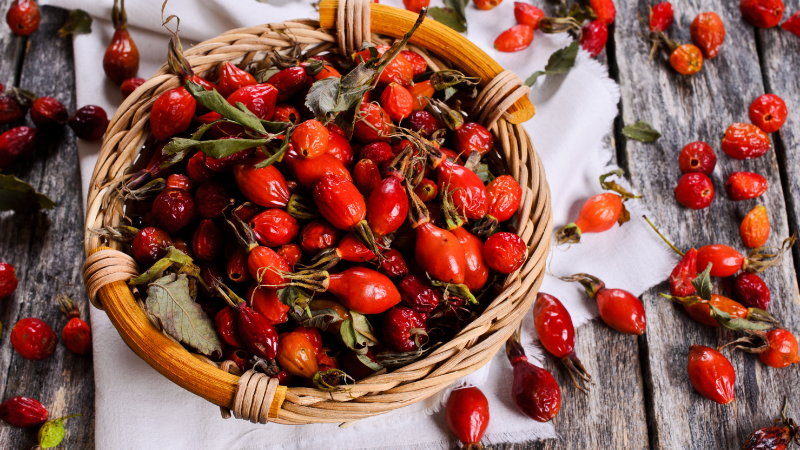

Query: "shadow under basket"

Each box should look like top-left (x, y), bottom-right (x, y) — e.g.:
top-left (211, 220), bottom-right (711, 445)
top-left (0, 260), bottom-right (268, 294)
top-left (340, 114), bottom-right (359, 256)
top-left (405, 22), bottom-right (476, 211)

top-left (82, 0), bottom-right (552, 426)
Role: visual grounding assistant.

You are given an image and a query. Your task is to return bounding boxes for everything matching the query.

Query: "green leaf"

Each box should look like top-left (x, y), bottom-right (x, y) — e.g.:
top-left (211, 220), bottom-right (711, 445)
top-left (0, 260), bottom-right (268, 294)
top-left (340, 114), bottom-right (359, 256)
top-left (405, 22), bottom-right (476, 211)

top-left (428, 7), bottom-right (467, 32)
top-left (260, 120), bottom-right (291, 134)
top-left (692, 263), bottom-right (713, 301)
top-left (37, 414), bottom-right (81, 449)
top-left (185, 80), bottom-right (266, 134)
top-left (622, 120), bottom-right (661, 143)
top-left (305, 77), bottom-right (341, 122)
top-left (525, 41), bottom-right (580, 86)
top-left (277, 286), bottom-right (314, 320)
top-left (58, 9), bottom-right (92, 37)
top-left (474, 164), bottom-right (495, 184)
top-left (0, 174), bottom-right (57, 212)
top-left (709, 305), bottom-right (776, 332)
top-left (162, 137), bottom-right (267, 160)
top-left (129, 247), bottom-right (196, 286)
top-left (145, 274), bottom-right (223, 356)
top-left (340, 311), bottom-right (379, 350)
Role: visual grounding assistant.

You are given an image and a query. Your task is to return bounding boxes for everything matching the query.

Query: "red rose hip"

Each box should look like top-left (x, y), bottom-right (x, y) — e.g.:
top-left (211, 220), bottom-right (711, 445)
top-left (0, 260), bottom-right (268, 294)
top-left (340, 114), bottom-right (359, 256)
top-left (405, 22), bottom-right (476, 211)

top-left (11, 317), bottom-right (57, 361)
top-left (687, 345), bottom-right (735, 404)
top-left (678, 141), bottom-right (716, 175)
top-left (740, 0), bottom-right (785, 28)
top-left (484, 232), bottom-right (526, 274)
top-left (0, 262), bottom-right (18, 298)
top-left (674, 173), bottom-right (714, 209)
top-left (0, 396), bottom-right (48, 428)
top-left (446, 387), bottom-right (490, 449)
top-left (749, 93), bottom-right (788, 133)
top-left (726, 172), bottom-right (768, 201)
top-left (722, 123), bottom-right (771, 159)
top-left (68, 105), bottom-right (109, 142)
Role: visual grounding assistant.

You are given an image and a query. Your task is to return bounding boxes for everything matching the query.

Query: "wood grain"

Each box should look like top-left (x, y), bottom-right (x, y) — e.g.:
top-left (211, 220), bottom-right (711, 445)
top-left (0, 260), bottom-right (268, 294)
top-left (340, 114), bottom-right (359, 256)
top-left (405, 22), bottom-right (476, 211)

top-left (612, 2), bottom-right (800, 449)
top-left (0, 6), bottom-right (94, 448)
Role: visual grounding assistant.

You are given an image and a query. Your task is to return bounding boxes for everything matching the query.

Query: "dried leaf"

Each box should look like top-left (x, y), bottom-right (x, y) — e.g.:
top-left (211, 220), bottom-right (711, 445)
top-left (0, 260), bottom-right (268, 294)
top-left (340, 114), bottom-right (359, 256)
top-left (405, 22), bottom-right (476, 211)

top-left (0, 174), bottom-right (57, 212)
top-left (692, 263), bottom-right (713, 301)
top-left (89, 226), bottom-right (139, 243)
top-left (185, 80), bottom-right (266, 134)
top-left (428, 7), bottom-right (467, 32)
top-left (525, 41), bottom-right (579, 86)
top-left (145, 274), bottom-right (223, 356)
top-left (599, 169), bottom-right (640, 200)
top-left (709, 305), bottom-right (776, 332)
top-left (429, 69), bottom-right (481, 91)
top-left (622, 120), bottom-right (661, 142)
top-left (129, 247), bottom-right (196, 286)
top-left (59, 9), bottom-right (92, 37)
top-left (340, 311), bottom-right (378, 350)
top-left (356, 352), bottom-right (383, 371)
top-left (278, 286), bottom-right (314, 320)
top-left (305, 77), bottom-right (340, 122)
top-left (163, 137), bottom-right (267, 160)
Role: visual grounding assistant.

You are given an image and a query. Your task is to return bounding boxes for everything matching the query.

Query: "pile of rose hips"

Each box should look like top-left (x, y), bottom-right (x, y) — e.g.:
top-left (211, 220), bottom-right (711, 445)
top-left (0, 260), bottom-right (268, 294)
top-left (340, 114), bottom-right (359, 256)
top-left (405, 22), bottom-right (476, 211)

top-left (116, 13), bottom-right (529, 394)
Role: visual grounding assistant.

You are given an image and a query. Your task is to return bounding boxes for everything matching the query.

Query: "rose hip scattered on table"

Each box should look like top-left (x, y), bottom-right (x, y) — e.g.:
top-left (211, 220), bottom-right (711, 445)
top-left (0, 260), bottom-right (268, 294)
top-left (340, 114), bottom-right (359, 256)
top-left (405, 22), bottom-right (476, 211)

top-left (103, 0), bottom-right (139, 84)
top-left (446, 386), bottom-right (490, 450)
top-left (687, 345), bottom-right (735, 404)
top-left (741, 400), bottom-right (799, 450)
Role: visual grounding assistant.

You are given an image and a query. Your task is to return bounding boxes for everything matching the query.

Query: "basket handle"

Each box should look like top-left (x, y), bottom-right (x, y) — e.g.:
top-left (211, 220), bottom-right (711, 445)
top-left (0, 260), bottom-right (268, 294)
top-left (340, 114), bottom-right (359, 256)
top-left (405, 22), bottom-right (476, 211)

top-left (318, 0), bottom-right (536, 125)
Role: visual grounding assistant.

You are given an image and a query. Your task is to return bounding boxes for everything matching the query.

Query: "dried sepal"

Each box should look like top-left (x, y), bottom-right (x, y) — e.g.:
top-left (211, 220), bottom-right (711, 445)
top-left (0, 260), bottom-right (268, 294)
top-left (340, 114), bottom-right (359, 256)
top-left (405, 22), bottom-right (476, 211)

top-left (599, 169), bottom-right (640, 201)
top-left (743, 235), bottom-right (797, 274)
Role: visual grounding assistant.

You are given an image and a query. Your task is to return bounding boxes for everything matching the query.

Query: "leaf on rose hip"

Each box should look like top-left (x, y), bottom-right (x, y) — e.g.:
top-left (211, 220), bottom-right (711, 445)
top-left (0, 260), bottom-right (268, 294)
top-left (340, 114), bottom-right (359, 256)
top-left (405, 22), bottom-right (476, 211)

top-left (709, 305), bottom-right (777, 332)
top-left (59, 9), bottom-right (92, 37)
top-left (163, 137), bottom-right (268, 160)
top-left (185, 80), bottom-right (266, 134)
top-left (340, 311), bottom-right (379, 350)
top-left (691, 263), bottom-right (713, 301)
top-left (599, 169), bottom-right (641, 200)
top-left (356, 352), bottom-right (384, 371)
top-left (0, 174), bottom-right (57, 212)
top-left (145, 274), bottom-right (223, 357)
top-left (305, 76), bottom-right (340, 122)
top-left (622, 120), bottom-right (662, 142)
top-left (129, 247), bottom-right (197, 286)
top-left (278, 285), bottom-right (314, 320)
top-left (428, 7), bottom-right (467, 32)
top-left (525, 41), bottom-right (580, 86)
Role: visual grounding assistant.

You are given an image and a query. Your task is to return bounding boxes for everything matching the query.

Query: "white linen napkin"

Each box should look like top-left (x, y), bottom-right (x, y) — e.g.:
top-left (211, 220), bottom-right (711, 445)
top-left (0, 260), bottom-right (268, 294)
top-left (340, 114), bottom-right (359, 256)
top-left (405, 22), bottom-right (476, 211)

top-left (40, 0), bottom-right (678, 448)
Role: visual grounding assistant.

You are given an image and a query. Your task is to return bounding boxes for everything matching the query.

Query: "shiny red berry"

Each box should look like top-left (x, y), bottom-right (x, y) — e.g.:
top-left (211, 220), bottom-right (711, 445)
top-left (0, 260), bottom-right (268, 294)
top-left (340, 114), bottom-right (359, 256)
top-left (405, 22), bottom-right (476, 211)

top-left (6, 0), bottom-right (39, 36)
top-left (11, 317), bottom-right (57, 361)
top-left (734, 272), bottom-right (771, 310)
top-left (515, 2), bottom-right (545, 29)
top-left (149, 87), bottom-right (196, 141)
top-left (121, 77), bottom-right (145, 99)
top-left (400, 50), bottom-right (427, 76)
top-left (360, 142), bottom-right (393, 165)
top-left (674, 173), bottom-right (714, 209)
top-left (0, 94), bottom-right (25, 124)
top-left (649, 2), bottom-right (674, 32)
top-left (405, 110), bottom-right (441, 138)
top-left (590, 0), bottom-right (616, 24)
top-left (152, 188), bottom-right (197, 234)
top-left (484, 232), bottom-right (527, 274)
top-left (194, 181), bottom-right (234, 219)
top-left (670, 44), bottom-right (704, 75)
top-left (68, 105), bottom-right (109, 142)
top-left (446, 387), bottom-right (490, 449)
top-left (454, 122), bottom-right (494, 157)
top-left (726, 171), bottom-right (768, 201)
top-left (758, 328), bottom-right (799, 368)
top-left (580, 20), bottom-right (609, 58)
top-left (218, 62), bottom-right (256, 98)
top-left (0, 126), bottom-right (37, 169)
top-left (380, 82), bottom-right (413, 122)
top-left (0, 262), bottom-right (18, 298)
top-left (749, 93), bottom-right (788, 133)
top-left (382, 306), bottom-right (428, 352)
top-left (722, 123), bottom-right (771, 159)
top-left (30, 97), bottom-right (68, 129)
top-left (131, 226), bottom-right (173, 267)
top-left (678, 141), bottom-right (716, 175)
top-left (249, 209), bottom-right (299, 248)
top-left (291, 119), bottom-right (329, 159)
top-left (104, 28), bottom-right (139, 84)
top-left (267, 66), bottom-right (309, 102)
top-left (495, 24), bottom-right (534, 52)
top-left (62, 317), bottom-right (92, 355)
top-left (0, 396), bottom-right (48, 428)
top-left (741, 0), bottom-right (785, 28)
top-left (165, 173), bottom-right (193, 192)
top-left (690, 12), bottom-right (725, 59)
top-left (687, 345), bottom-right (735, 404)
top-left (192, 219), bottom-right (223, 262)
top-left (782, 11), bottom-right (800, 35)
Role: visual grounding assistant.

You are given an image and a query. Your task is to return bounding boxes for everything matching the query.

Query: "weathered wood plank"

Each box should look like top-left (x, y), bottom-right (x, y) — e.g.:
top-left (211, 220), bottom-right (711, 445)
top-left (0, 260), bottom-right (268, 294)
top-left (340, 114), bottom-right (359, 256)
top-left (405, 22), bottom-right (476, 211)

top-left (612, 2), bottom-right (800, 449)
top-left (758, 18), bottom-right (800, 302)
top-left (0, 6), bottom-right (94, 449)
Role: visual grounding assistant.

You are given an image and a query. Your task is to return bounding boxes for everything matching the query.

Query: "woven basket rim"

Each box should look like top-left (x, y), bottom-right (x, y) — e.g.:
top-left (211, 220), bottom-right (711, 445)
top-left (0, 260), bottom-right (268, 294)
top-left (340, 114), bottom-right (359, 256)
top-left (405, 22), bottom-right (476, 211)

top-left (83, 4), bottom-right (552, 425)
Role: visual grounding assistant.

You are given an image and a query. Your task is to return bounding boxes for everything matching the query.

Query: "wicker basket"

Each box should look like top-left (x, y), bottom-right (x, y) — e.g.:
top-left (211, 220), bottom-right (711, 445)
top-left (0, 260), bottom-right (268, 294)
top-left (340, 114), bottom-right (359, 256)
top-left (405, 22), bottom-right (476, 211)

top-left (82, 0), bottom-right (552, 425)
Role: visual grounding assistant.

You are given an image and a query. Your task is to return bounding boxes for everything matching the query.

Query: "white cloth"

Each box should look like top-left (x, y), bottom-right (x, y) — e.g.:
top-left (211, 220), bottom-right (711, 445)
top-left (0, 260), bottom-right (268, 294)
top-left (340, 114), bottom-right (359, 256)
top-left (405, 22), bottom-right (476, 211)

top-left (41, 0), bottom-right (678, 448)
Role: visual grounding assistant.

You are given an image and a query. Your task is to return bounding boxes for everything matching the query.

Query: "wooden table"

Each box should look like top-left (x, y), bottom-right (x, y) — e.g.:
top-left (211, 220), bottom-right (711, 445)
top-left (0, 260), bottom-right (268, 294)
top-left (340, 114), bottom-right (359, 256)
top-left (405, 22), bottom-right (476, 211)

top-left (0, 2), bottom-right (798, 449)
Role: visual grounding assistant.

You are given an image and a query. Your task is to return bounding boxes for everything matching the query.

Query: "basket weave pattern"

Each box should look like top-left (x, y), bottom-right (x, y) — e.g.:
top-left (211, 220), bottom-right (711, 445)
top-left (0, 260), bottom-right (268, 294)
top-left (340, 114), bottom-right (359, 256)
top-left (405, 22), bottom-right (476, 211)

top-left (82, 1), bottom-right (552, 425)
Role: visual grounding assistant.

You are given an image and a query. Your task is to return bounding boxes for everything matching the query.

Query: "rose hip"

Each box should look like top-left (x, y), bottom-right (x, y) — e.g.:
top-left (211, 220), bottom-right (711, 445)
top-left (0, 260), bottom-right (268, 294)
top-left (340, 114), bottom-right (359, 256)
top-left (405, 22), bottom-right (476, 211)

top-left (247, 284), bottom-right (289, 325)
top-left (165, 174), bottom-right (192, 192)
top-left (722, 123), bottom-right (771, 159)
top-left (0, 262), bottom-right (18, 298)
top-left (506, 330), bottom-right (561, 422)
top-left (408, 81), bottom-right (434, 111)
top-left (734, 272), bottom-right (771, 310)
top-left (453, 122), bottom-right (494, 157)
top-left (398, 274), bottom-right (439, 313)
top-left (749, 94), bottom-right (788, 133)
top-left (6, 0), bottom-right (40, 36)
top-left (446, 387), bottom-right (490, 449)
top-left (267, 66), bottom-right (309, 102)
top-left (741, 205), bottom-right (770, 248)
top-left (563, 273), bottom-right (646, 335)
top-left (249, 209), bottom-right (299, 247)
top-left (687, 345), bottom-right (735, 404)
top-left (0, 94), bottom-right (25, 124)
top-left (192, 219), bottom-right (223, 261)
top-left (30, 97), bottom-right (68, 129)
top-left (276, 244), bottom-right (302, 270)
top-left (103, 0), bottom-right (139, 84)
top-left (741, 0), bottom-right (785, 28)
top-left (515, 2), bottom-right (544, 29)
top-left (218, 61), bottom-right (256, 98)
top-left (0, 396), bottom-right (48, 428)
top-left (227, 247), bottom-right (251, 284)
top-left (495, 24), bottom-right (534, 52)
top-left (759, 329), bottom-right (799, 368)
top-left (292, 119), bottom-right (329, 159)
top-left (670, 44), bottom-right (704, 75)
top-left (741, 400), bottom-right (799, 450)
top-left (726, 172), bottom-right (768, 201)
top-left (0, 126), bottom-right (37, 169)
top-left (149, 87), bottom-right (196, 141)
top-left (580, 20), bottom-right (609, 58)
top-left (380, 83), bottom-right (413, 122)
top-left (670, 248), bottom-right (698, 297)
top-left (353, 101), bottom-right (393, 143)
top-left (186, 152), bottom-right (218, 185)
top-left (690, 12), bottom-right (725, 59)
top-left (400, 50), bottom-right (427, 76)
top-left (674, 173), bottom-right (714, 210)
top-left (406, 110), bottom-right (441, 138)
top-left (382, 306), bottom-right (428, 352)
top-left (378, 248), bottom-right (409, 279)
top-left (273, 104), bottom-right (300, 124)
top-left (533, 292), bottom-right (592, 391)
top-left (58, 295), bottom-right (91, 355)
top-left (591, 0), bottom-right (616, 24)
top-left (413, 178), bottom-right (438, 203)
top-left (484, 232), bottom-right (526, 274)
top-left (233, 163), bottom-right (290, 208)
top-left (152, 188), bottom-right (197, 234)
top-left (131, 226), bottom-right (172, 267)
top-left (678, 141), bottom-right (716, 175)
top-left (68, 105), bottom-right (109, 142)
top-left (299, 219), bottom-right (344, 255)
top-left (556, 193), bottom-right (624, 244)
top-left (11, 317), bottom-right (57, 360)
top-left (355, 45), bottom-right (413, 86)
top-left (649, 2), bottom-right (674, 32)
top-left (276, 331), bottom-right (319, 378)
top-left (782, 11), bottom-right (800, 35)
top-left (325, 132), bottom-right (354, 170)
top-left (194, 181), bottom-right (234, 219)
top-left (121, 77), bottom-right (145, 99)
